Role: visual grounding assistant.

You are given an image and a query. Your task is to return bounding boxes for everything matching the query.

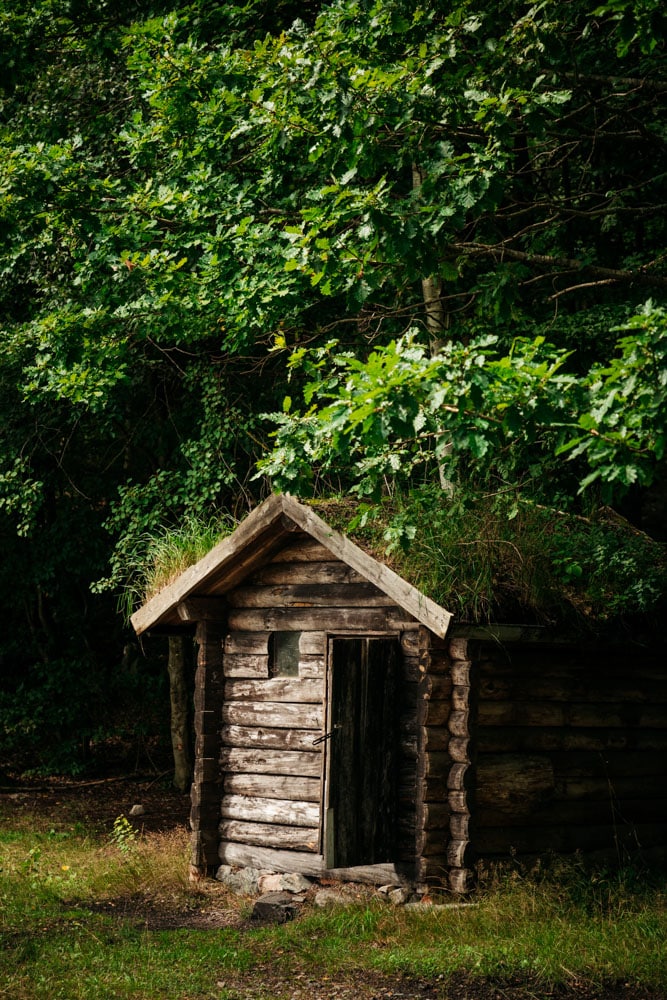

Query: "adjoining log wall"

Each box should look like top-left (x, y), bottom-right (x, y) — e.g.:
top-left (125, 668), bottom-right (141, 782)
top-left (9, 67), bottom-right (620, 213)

top-left (202, 533), bottom-right (442, 882)
top-left (472, 640), bottom-right (667, 864)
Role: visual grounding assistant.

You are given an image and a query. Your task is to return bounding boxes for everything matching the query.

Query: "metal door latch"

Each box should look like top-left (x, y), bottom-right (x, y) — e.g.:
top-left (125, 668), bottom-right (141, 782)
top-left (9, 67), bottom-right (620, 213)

top-left (313, 725), bottom-right (341, 746)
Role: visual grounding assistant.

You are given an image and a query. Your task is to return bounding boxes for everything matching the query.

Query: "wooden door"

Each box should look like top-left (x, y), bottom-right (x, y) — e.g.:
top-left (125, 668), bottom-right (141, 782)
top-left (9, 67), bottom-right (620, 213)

top-left (325, 636), bottom-right (400, 869)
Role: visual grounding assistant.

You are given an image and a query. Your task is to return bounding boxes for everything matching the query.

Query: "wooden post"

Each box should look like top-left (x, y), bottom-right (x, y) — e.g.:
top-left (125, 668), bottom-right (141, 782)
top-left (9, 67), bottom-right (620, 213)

top-left (190, 619), bottom-right (226, 877)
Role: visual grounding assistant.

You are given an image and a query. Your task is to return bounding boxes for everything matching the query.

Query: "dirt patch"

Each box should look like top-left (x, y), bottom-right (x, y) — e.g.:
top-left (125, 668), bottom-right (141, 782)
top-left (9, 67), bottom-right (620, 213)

top-left (0, 773), bottom-right (190, 834)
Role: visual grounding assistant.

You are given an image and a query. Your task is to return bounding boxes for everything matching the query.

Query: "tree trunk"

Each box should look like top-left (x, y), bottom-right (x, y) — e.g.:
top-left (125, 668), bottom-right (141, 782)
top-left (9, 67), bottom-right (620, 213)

top-left (167, 635), bottom-right (192, 793)
top-left (412, 163), bottom-right (454, 496)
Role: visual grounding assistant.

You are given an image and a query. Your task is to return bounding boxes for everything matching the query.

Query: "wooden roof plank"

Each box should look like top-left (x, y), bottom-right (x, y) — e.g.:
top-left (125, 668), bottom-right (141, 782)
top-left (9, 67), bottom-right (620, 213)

top-left (130, 494), bottom-right (452, 638)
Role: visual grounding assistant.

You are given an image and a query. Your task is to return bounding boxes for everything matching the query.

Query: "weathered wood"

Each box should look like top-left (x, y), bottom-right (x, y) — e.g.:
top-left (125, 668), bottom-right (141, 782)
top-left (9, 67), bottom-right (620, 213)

top-left (194, 758), bottom-right (219, 784)
top-left (177, 597), bottom-right (227, 622)
top-left (448, 710), bottom-right (471, 738)
top-left (477, 796), bottom-right (667, 829)
top-left (422, 726), bottom-right (450, 752)
top-left (450, 813), bottom-right (471, 839)
top-left (400, 630), bottom-right (421, 655)
top-left (222, 702), bottom-right (323, 730)
top-left (422, 674), bottom-right (453, 700)
top-left (299, 655), bottom-right (325, 678)
top-left (299, 632), bottom-right (327, 655)
top-left (219, 841), bottom-right (326, 873)
top-left (477, 674), bottom-right (667, 705)
top-left (221, 724), bottom-right (322, 754)
top-left (224, 632), bottom-right (270, 655)
top-left (447, 839), bottom-right (473, 867)
top-left (195, 733), bottom-right (219, 758)
top-left (449, 868), bottom-right (475, 894)
top-left (224, 678), bottom-right (322, 703)
top-left (452, 685), bottom-right (470, 712)
top-left (221, 794), bottom-right (320, 828)
top-left (223, 654), bottom-right (269, 678)
top-left (478, 702), bottom-right (566, 727)
top-left (228, 583), bottom-right (396, 608)
top-left (423, 700), bottom-right (451, 726)
top-left (448, 638), bottom-right (469, 661)
top-left (281, 501), bottom-right (452, 637)
top-left (271, 540), bottom-right (334, 563)
top-left (190, 829), bottom-right (219, 869)
top-left (449, 790), bottom-right (469, 813)
top-left (450, 661), bottom-right (472, 685)
top-left (423, 802), bottom-right (451, 830)
top-left (131, 494), bottom-right (293, 634)
top-left (447, 762), bottom-right (474, 790)
top-left (476, 726), bottom-right (667, 755)
top-left (448, 736), bottom-right (471, 762)
top-left (420, 752), bottom-right (451, 779)
top-left (227, 607), bottom-right (393, 632)
top-left (220, 747), bottom-right (322, 777)
top-left (251, 561), bottom-right (365, 585)
top-left (417, 855), bottom-right (449, 883)
top-left (223, 773), bottom-right (321, 802)
top-left (219, 819), bottom-right (320, 852)
top-left (476, 754), bottom-right (555, 808)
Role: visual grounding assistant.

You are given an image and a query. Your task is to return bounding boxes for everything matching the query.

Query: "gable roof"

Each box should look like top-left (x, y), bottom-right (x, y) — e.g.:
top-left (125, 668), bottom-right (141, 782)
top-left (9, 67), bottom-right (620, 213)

top-left (130, 493), bottom-right (452, 638)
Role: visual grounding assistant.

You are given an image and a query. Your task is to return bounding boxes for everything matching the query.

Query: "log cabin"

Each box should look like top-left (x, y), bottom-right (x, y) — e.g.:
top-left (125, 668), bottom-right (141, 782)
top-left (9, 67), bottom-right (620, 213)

top-left (131, 494), bottom-right (667, 892)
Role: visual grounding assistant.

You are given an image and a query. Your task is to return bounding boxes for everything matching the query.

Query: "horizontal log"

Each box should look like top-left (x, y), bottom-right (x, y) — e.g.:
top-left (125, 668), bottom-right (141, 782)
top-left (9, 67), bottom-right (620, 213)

top-left (421, 828), bottom-right (450, 856)
top-left (250, 561), bottom-right (365, 585)
top-left (476, 726), bottom-right (667, 754)
top-left (449, 868), bottom-right (475, 894)
top-left (477, 675), bottom-right (667, 705)
top-left (228, 583), bottom-right (395, 608)
top-left (299, 632), bottom-right (327, 655)
top-left (451, 685), bottom-right (470, 712)
top-left (563, 774), bottom-right (667, 801)
top-left (221, 724), bottom-right (322, 754)
top-left (220, 747), bottom-right (322, 777)
top-left (224, 632), bottom-right (270, 655)
top-left (219, 841), bottom-right (326, 874)
top-left (401, 630), bottom-right (420, 655)
top-left (222, 702), bottom-right (323, 730)
top-left (420, 752), bottom-right (451, 779)
top-left (223, 654), bottom-right (269, 678)
top-left (422, 675), bottom-right (453, 700)
top-left (451, 663), bottom-right (474, 687)
top-left (473, 822), bottom-right (667, 857)
top-left (548, 750), bottom-right (667, 779)
top-left (448, 736), bottom-right (471, 762)
top-left (221, 794), bottom-right (319, 828)
top-left (423, 802), bottom-right (451, 830)
top-left (416, 855), bottom-right (449, 883)
top-left (271, 540), bottom-right (334, 562)
top-left (299, 655), bottom-right (325, 678)
top-left (476, 755), bottom-right (555, 808)
top-left (223, 773), bottom-right (320, 802)
top-left (224, 678), bottom-right (323, 703)
top-left (448, 638), bottom-right (469, 661)
top-left (424, 701), bottom-right (451, 727)
top-left (447, 763), bottom-right (473, 791)
top-left (447, 839), bottom-right (473, 867)
top-left (448, 710), bottom-right (471, 739)
top-left (227, 607), bottom-right (393, 632)
top-left (386, 608), bottom-right (419, 630)
top-left (449, 790), bottom-right (470, 813)
top-left (177, 597), bottom-right (227, 622)
top-left (219, 819), bottom-right (320, 852)
top-left (422, 726), bottom-right (450, 752)
top-left (477, 796), bottom-right (667, 829)
top-left (478, 702), bottom-right (566, 727)
top-left (423, 777), bottom-right (449, 802)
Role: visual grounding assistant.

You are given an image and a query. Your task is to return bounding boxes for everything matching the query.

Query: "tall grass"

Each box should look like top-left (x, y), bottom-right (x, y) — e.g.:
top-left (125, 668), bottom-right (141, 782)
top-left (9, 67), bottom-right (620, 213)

top-left (1, 813), bottom-right (665, 1000)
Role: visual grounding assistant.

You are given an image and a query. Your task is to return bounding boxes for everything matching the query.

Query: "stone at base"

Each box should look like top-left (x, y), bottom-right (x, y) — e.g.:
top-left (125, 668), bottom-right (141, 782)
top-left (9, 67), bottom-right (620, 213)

top-left (252, 892), bottom-right (299, 924)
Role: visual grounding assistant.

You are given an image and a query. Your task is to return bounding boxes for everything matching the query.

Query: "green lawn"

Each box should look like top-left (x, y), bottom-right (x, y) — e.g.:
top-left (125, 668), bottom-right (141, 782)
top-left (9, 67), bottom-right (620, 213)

top-left (1, 807), bottom-right (665, 999)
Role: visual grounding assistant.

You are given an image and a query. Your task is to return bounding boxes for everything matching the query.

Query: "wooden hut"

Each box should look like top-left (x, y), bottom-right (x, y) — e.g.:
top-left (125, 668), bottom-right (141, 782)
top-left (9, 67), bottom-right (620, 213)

top-left (131, 494), bottom-right (667, 893)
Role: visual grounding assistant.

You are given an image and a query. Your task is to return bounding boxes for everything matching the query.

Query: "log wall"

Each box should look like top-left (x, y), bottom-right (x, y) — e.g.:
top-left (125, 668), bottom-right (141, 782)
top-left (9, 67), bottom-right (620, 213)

top-left (471, 640), bottom-right (667, 864)
top-left (207, 534), bottom-right (436, 881)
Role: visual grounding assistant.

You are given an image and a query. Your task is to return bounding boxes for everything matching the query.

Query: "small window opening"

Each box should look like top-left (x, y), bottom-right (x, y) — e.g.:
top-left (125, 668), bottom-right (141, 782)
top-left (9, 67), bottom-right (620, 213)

top-left (269, 631), bottom-right (301, 677)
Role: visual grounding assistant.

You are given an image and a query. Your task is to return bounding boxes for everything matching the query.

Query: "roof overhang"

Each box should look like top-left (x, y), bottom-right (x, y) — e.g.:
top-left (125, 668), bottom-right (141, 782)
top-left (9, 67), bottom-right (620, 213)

top-left (131, 494), bottom-right (452, 638)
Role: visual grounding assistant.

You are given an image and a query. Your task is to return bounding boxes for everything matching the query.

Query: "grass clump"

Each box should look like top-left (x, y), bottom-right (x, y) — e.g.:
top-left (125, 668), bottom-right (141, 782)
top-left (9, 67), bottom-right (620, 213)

top-left (316, 486), bottom-right (667, 629)
top-left (1, 812), bottom-right (666, 999)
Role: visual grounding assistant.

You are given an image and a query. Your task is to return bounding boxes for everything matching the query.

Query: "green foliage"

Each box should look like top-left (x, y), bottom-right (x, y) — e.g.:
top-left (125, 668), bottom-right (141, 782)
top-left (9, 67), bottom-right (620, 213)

top-left (315, 487), bottom-right (667, 627)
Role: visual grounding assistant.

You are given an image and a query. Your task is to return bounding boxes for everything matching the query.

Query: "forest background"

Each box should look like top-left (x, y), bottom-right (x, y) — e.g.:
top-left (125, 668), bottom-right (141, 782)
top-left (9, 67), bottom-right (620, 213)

top-left (1, 0), bottom-right (667, 780)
